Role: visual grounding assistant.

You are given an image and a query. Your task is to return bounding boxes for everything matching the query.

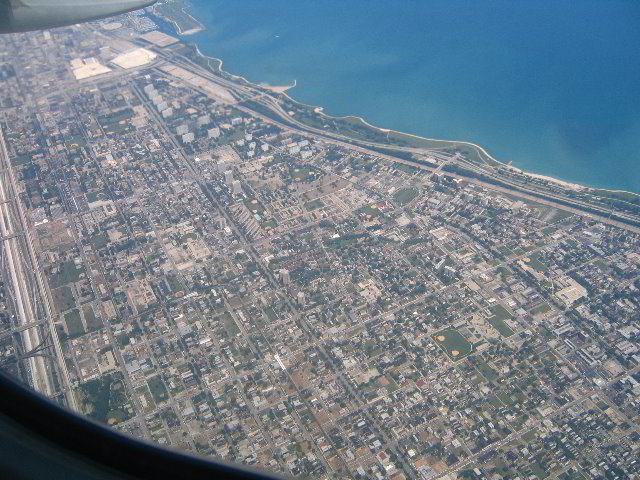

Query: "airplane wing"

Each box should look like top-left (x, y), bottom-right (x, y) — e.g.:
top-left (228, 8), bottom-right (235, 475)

top-left (0, 0), bottom-right (157, 33)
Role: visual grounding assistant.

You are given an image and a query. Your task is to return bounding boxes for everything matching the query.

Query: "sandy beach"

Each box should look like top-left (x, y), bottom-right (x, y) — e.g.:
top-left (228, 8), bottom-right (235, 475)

top-left (522, 173), bottom-right (584, 191)
top-left (259, 80), bottom-right (297, 94)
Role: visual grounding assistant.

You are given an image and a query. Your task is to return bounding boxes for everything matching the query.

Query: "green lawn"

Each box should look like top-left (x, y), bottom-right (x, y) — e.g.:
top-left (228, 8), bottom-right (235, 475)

top-left (548, 209), bottom-right (574, 223)
top-left (490, 304), bottom-right (513, 321)
top-left (433, 328), bottom-right (473, 360)
top-left (263, 307), bottom-right (278, 322)
top-left (488, 317), bottom-right (515, 337)
top-left (474, 357), bottom-right (499, 382)
top-left (356, 205), bottom-right (382, 217)
top-left (166, 275), bottom-right (183, 293)
top-left (147, 375), bottom-right (169, 404)
top-left (11, 154), bottom-right (32, 166)
top-left (244, 198), bottom-right (266, 214)
top-left (64, 309), bottom-right (85, 337)
top-left (486, 394), bottom-right (503, 408)
top-left (52, 286), bottom-right (75, 313)
top-left (530, 462), bottom-right (548, 479)
top-left (526, 252), bottom-right (550, 273)
top-left (79, 373), bottom-right (132, 426)
top-left (90, 233), bottom-right (109, 250)
top-left (530, 302), bottom-right (552, 316)
top-left (304, 199), bottom-right (325, 211)
top-left (496, 266), bottom-right (513, 278)
top-left (262, 219), bottom-right (278, 229)
top-left (83, 304), bottom-right (103, 331)
top-left (290, 166), bottom-right (317, 181)
top-left (325, 232), bottom-right (367, 249)
top-left (488, 304), bottom-right (515, 337)
top-left (49, 261), bottom-right (85, 288)
top-left (393, 162), bottom-right (419, 174)
top-left (393, 187), bottom-right (419, 206)
top-left (221, 311), bottom-right (240, 336)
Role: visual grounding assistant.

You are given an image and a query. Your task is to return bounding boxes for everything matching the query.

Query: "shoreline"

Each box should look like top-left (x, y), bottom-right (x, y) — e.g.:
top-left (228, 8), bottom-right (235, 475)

top-left (150, 3), bottom-right (204, 36)
top-left (160, 4), bottom-right (639, 198)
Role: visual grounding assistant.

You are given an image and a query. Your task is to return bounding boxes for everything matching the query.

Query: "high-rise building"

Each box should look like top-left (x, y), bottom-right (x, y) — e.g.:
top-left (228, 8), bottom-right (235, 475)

top-left (231, 180), bottom-right (242, 195)
top-left (224, 170), bottom-right (234, 185)
top-left (444, 265), bottom-right (456, 279)
top-left (280, 269), bottom-right (290, 285)
top-left (297, 291), bottom-right (305, 306)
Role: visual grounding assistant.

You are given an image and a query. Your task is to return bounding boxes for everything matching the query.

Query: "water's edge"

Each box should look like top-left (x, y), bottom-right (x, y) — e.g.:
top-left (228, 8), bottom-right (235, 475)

top-left (148, 3), bottom-right (640, 198)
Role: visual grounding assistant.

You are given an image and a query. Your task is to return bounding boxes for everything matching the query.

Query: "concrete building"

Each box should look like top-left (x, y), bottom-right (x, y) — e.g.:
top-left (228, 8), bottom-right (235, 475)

top-left (176, 124), bottom-right (188, 136)
top-left (297, 292), bottom-right (305, 306)
top-left (444, 265), bottom-right (456, 279)
top-left (231, 180), bottom-right (242, 195)
top-left (208, 127), bottom-right (220, 139)
top-left (224, 170), bottom-right (234, 185)
top-left (182, 132), bottom-right (195, 144)
top-left (280, 269), bottom-right (290, 285)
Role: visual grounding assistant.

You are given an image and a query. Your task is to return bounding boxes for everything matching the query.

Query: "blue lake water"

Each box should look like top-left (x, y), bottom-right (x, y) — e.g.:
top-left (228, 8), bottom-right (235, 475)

top-left (182, 0), bottom-right (640, 192)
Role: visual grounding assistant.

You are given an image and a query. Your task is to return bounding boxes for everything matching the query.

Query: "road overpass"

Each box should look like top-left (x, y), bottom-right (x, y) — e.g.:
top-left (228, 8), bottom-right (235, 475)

top-left (0, 125), bottom-right (76, 410)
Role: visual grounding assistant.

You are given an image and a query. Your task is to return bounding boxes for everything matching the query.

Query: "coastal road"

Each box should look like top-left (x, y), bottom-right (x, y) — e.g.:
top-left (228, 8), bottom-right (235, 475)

top-left (102, 24), bottom-right (640, 233)
top-left (234, 94), bottom-right (640, 233)
top-left (246, 94), bottom-right (640, 232)
top-left (161, 50), bottom-right (640, 232)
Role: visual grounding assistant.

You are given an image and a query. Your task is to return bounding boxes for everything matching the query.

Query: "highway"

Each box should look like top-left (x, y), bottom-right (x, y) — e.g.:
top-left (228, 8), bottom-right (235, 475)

top-left (0, 126), bottom-right (77, 410)
top-left (244, 95), bottom-right (640, 233)
top-left (145, 43), bottom-right (640, 233)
